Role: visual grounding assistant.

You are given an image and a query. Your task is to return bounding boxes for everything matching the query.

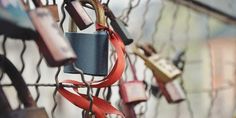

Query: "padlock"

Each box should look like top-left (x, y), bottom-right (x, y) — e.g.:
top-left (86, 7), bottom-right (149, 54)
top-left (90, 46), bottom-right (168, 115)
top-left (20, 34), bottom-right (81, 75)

top-left (0, 55), bottom-right (49, 118)
top-left (118, 100), bottom-right (136, 118)
top-left (0, 0), bottom-right (36, 39)
top-left (119, 80), bottom-right (147, 104)
top-left (147, 57), bottom-right (182, 83)
top-left (43, 0), bottom-right (59, 22)
top-left (119, 55), bottom-right (147, 104)
top-left (133, 43), bottom-right (181, 83)
top-left (65, 0), bottom-right (93, 30)
top-left (103, 5), bottom-right (133, 45)
top-left (29, 0), bottom-right (77, 67)
top-left (158, 80), bottom-right (186, 103)
top-left (31, 0), bottom-right (59, 22)
top-left (64, 0), bottom-right (108, 76)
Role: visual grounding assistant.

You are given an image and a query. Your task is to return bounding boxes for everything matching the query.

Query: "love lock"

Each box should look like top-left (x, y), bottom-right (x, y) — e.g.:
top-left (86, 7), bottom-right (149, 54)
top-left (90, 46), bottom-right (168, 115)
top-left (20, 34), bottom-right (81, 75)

top-left (44, 0), bottom-right (60, 22)
top-left (104, 5), bottom-right (133, 45)
top-left (119, 55), bottom-right (147, 104)
top-left (0, 0), bottom-right (36, 39)
top-left (64, 0), bottom-right (108, 76)
top-left (133, 43), bottom-right (181, 84)
top-left (159, 80), bottom-right (186, 103)
top-left (0, 55), bottom-right (48, 118)
top-left (29, 0), bottom-right (77, 67)
top-left (133, 43), bottom-right (185, 103)
top-left (65, 0), bottom-right (93, 30)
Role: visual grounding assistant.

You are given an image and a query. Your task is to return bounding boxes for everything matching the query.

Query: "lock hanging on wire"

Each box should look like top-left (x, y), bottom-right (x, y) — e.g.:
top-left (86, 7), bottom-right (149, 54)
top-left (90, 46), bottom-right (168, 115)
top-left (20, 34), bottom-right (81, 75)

top-left (133, 43), bottom-right (185, 103)
top-left (0, 55), bottom-right (49, 118)
top-left (32, 0), bottom-right (60, 22)
top-left (65, 0), bottom-right (93, 30)
top-left (103, 5), bottom-right (133, 45)
top-left (64, 0), bottom-right (108, 76)
top-left (28, 0), bottom-right (77, 67)
top-left (119, 55), bottom-right (147, 104)
top-left (44, 0), bottom-right (60, 22)
top-left (133, 43), bottom-right (182, 83)
top-left (0, 0), bottom-right (36, 40)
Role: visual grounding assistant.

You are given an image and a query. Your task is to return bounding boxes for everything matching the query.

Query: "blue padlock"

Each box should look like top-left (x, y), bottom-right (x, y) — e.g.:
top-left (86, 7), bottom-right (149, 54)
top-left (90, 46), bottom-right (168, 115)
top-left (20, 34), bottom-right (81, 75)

top-left (64, 0), bottom-right (108, 76)
top-left (0, 0), bottom-right (36, 39)
top-left (64, 31), bottom-right (108, 76)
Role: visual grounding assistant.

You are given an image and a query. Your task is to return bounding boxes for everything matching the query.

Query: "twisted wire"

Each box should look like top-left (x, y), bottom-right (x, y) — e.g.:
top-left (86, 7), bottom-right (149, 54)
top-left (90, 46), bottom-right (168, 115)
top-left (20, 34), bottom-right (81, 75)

top-left (151, 0), bottom-right (165, 47)
top-left (136, 0), bottom-right (152, 42)
top-left (35, 55), bottom-right (43, 102)
top-left (51, 67), bottom-right (61, 118)
top-left (0, 36), bottom-right (7, 81)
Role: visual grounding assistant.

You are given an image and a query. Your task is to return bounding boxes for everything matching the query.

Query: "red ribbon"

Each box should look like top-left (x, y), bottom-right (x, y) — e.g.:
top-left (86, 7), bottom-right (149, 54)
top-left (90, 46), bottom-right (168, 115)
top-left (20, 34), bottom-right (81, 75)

top-left (58, 24), bottom-right (126, 118)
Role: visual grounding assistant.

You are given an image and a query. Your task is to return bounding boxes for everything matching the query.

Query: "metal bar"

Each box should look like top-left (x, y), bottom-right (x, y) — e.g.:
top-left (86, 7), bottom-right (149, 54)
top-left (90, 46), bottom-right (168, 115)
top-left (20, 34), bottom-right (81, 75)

top-left (168, 0), bottom-right (236, 24)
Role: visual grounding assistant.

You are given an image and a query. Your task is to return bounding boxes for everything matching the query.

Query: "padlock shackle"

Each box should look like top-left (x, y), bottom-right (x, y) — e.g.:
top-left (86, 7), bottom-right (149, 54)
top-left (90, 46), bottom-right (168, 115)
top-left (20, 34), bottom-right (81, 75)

top-left (80, 0), bottom-right (106, 27)
top-left (0, 55), bottom-right (37, 108)
top-left (68, 18), bottom-right (77, 32)
top-left (103, 4), bottom-right (116, 20)
top-left (136, 43), bottom-right (157, 57)
top-left (126, 54), bottom-right (138, 81)
top-left (32, 0), bottom-right (43, 7)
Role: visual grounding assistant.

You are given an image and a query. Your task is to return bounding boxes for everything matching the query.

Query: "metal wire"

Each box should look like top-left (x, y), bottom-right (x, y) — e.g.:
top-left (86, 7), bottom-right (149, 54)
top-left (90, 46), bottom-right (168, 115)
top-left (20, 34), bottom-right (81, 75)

top-left (0, 36), bottom-right (7, 81)
top-left (51, 67), bottom-right (61, 118)
top-left (35, 55), bottom-right (43, 102)
top-left (119, 0), bottom-right (141, 24)
top-left (20, 40), bottom-right (26, 74)
top-left (151, 0), bottom-right (165, 47)
top-left (136, 0), bottom-right (151, 42)
top-left (168, 1), bottom-right (180, 53)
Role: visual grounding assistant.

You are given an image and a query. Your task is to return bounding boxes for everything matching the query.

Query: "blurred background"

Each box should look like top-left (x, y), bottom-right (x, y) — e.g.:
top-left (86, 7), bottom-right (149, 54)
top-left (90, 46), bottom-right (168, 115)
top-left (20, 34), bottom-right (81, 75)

top-left (1, 0), bottom-right (236, 118)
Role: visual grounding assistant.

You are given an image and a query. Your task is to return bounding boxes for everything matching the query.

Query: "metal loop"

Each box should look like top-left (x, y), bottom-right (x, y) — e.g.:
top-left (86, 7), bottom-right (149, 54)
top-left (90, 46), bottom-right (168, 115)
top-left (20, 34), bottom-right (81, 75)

top-left (51, 67), bottom-right (61, 118)
top-left (60, 1), bottom-right (67, 32)
top-left (72, 63), bottom-right (93, 116)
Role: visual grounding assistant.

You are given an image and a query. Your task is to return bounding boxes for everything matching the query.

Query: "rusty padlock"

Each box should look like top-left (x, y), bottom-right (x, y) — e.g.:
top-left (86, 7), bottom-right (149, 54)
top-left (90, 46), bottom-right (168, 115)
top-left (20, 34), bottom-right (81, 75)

top-left (103, 5), bottom-right (133, 45)
top-left (29, 0), bottom-right (77, 67)
top-left (119, 55), bottom-right (147, 104)
top-left (64, 0), bottom-right (108, 76)
top-left (0, 55), bottom-right (49, 118)
top-left (0, 0), bottom-right (36, 39)
top-left (32, 0), bottom-right (59, 22)
top-left (44, 0), bottom-right (59, 22)
top-left (158, 80), bottom-right (186, 103)
top-left (65, 0), bottom-right (93, 30)
top-left (133, 43), bottom-right (181, 83)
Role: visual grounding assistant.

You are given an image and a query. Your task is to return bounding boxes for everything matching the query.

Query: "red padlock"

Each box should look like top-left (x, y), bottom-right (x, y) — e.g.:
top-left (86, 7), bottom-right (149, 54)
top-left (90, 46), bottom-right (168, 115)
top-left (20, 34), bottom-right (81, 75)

top-left (29, 0), bottom-right (77, 67)
top-left (119, 55), bottom-right (147, 104)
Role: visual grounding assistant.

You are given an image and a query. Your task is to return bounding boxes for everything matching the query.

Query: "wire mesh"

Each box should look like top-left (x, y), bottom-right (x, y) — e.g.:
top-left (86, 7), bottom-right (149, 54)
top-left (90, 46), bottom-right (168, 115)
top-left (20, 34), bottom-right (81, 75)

top-left (0, 0), bottom-right (236, 118)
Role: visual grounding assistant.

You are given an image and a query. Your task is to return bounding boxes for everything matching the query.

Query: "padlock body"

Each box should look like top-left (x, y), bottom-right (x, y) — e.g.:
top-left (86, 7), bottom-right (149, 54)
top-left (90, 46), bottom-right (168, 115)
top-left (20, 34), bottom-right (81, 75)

top-left (29, 8), bottom-right (77, 67)
top-left (111, 19), bottom-right (133, 45)
top-left (44, 4), bottom-right (59, 22)
top-left (64, 31), bottom-right (108, 76)
top-left (65, 0), bottom-right (93, 30)
top-left (159, 80), bottom-right (185, 103)
top-left (0, 107), bottom-right (49, 118)
top-left (0, 0), bottom-right (36, 39)
top-left (146, 54), bottom-right (182, 83)
top-left (120, 80), bottom-right (147, 104)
